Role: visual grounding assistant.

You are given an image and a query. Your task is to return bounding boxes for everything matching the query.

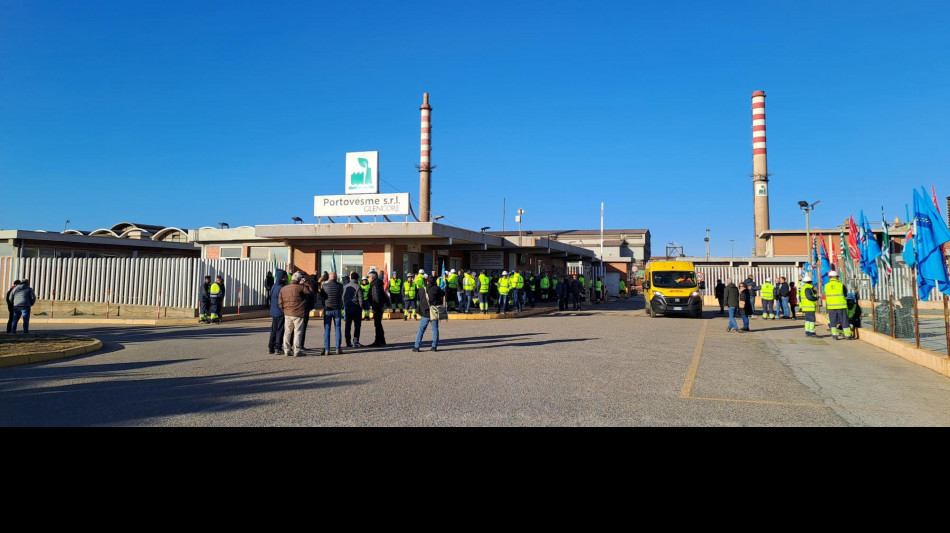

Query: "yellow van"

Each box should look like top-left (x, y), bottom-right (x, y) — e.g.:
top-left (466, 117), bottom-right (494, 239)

top-left (641, 260), bottom-right (705, 318)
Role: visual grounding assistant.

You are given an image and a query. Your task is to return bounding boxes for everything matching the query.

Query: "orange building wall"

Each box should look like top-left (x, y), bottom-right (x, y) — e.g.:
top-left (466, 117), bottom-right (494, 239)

top-left (206, 246), bottom-right (220, 259)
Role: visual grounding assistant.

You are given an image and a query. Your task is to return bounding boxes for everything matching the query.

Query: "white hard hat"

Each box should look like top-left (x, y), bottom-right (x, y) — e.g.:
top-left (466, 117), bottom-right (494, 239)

top-left (802, 274), bottom-right (812, 282)
top-left (828, 270), bottom-right (839, 277)
top-left (419, 269), bottom-right (425, 274)
top-left (765, 278), bottom-right (771, 283)
top-left (450, 269), bottom-right (456, 273)
top-left (502, 271), bottom-right (508, 276)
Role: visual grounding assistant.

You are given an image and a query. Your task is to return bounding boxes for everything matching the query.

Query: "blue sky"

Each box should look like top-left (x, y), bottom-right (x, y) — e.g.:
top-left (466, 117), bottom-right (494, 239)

top-left (1, 1), bottom-right (948, 258)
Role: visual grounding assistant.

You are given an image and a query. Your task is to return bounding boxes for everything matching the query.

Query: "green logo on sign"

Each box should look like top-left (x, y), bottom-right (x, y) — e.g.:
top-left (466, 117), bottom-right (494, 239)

top-left (350, 158), bottom-right (373, 187)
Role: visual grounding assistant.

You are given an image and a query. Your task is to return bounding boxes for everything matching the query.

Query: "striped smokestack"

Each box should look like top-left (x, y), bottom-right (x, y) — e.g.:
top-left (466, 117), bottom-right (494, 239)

top-left (751, 90), bottom-right (770, 256)
top-left (419, 92), bottom-right (432, 222)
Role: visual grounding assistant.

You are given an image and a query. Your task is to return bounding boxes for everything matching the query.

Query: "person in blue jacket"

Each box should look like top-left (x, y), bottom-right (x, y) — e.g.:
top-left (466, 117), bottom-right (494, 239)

top-left (268, 269), bottom-right (288, 355)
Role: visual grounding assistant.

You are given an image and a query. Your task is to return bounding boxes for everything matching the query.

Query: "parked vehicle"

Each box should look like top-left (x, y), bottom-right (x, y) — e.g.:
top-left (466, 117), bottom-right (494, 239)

top-left (641, 260), bottom-right (705, 318)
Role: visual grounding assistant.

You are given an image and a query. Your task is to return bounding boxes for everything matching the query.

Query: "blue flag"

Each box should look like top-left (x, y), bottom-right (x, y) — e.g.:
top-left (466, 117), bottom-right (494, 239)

top-left (817, 234), bottom-right (832, 287)
top-left (330, 249), bottom-right (337, 276)
top-left (912, 187), bottom-right (950, 300)
top-left (858, 210), bottom-right (881, 287)
top-left (438, 260), bottom-right (446, 289)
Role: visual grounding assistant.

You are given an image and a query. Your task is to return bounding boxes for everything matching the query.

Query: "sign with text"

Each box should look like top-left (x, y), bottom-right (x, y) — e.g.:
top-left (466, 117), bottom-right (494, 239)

top-left (315, 193), bottom-right (410, 217)
top-left (469, 251), bottom-right (504, 270)
top-left (345, 151), bottom-right (380, 194)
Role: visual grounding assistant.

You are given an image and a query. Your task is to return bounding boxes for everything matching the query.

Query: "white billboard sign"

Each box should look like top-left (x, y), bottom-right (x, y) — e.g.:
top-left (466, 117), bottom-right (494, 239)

top-left (345, 151), bottom-right (380, 194)
top-left (315, 193), bottom-right (410, 217)
top-left (469, 252), bottom-right (504, 270)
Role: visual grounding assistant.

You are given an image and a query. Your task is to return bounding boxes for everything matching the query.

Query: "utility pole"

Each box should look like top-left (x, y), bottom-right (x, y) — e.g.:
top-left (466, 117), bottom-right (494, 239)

top-left (704, 228), bottom-right (710, 260)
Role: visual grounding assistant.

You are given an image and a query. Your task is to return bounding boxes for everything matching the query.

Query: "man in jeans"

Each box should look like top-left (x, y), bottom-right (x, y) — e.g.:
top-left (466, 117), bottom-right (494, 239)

top-left (320, 271), bottom-right (344, 355)
top-left (775, 276), bottom-right (791, 319)
top-left (342, 271), bottom-right (363, 348)
top-left (8, 278), bottom-right (36, 334)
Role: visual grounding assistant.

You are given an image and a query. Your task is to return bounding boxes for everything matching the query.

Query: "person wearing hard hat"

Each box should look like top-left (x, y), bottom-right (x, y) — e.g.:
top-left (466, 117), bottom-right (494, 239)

top-left (823, 270), bottom-right (853, 340)
top-left (759, 277), bottom-right (775, 319)
top-left (496, 271), bottom-right (512, 314)
top-left (388, 270), bottom-right (403, 314)
top-left (798, 273), bottom-right (819, 337)
top-left (476, 270), bottom-right (491, 314)
top-left (445, 268), bottom-right (459, 312)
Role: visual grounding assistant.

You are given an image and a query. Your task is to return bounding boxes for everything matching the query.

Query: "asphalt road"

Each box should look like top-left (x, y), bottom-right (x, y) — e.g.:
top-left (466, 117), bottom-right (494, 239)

top-left (2, 296), bottom-right (949, 427)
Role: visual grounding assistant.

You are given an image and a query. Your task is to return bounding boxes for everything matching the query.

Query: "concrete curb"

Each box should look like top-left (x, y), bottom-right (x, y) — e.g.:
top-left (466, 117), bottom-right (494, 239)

top-left (0, 338), bottom-right (103, 368)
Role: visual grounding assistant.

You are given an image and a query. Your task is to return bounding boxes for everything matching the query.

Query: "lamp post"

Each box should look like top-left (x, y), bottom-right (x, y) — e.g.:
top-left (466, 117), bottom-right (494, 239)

top-left (729, 239), bottom-right (735, 257)
top-left (704, 228), bottom-right (710, 260)
top-left (516, 208), bottom-right (524, 246)
top-left (798, 200), bottom-right (820, 274)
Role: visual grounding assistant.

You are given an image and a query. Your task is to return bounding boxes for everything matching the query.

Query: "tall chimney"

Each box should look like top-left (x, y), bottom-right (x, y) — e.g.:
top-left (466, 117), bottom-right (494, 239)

top-left (751, 90), bottom-right (770, 256)
top-left (419, 93), bottom-right (432, 222)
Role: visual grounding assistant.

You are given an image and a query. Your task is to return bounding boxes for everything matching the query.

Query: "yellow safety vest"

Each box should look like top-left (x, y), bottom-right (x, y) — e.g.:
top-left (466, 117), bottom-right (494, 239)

top-left (478, 274), bottom-right (491, 293)
top-left (498, 277), bottom-right (511, 295)
top-left (414, 274), bottom-right (425, 289)
top-left (760, 282), bottom-right (774, 300)
top-left (404, 280), bottom-right (416, 298)
top-left (595, 280), bottom-right (602, 291)
top-left (447, 273), bottom-right (458, 289)
top-left (824, 280), bottom-right (846, 310)
top-left (463, 275), bottom-right (475, 291)
top-left (512, 273), bottom-right (524, 289)
top-left (390, 277), bottom-right (402, 293)
top-left (540, 276), bottom-right (550, 289)
top-left (210, 282), bottom-right (223, 295)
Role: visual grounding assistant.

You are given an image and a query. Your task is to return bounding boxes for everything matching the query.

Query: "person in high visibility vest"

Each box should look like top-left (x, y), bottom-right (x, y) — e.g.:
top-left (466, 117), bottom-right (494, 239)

top-left (539, 273), bottom-right (550, 302)
top-left (445, 268), bottom-right (459, 312)
top-left (577, 274), bottom-right (586, 303)
top-left (823, 270), bottom-right (853, 340)
top-left (798, 274), bottom-right (819, 337)
top-left (198, 275), bottom-right (212, 323)
top-left (594, 278), bottom-right (603, 303)
top-left (509, 270), bottom-right (524, 312)
top-left (389, 271), bottom-right (403, 313)
top-left (360, 276), bottom-right (371, 319)
top-left (496, 271), bottom-right (512, 314)
top-left (403, 277), bottom-right (418, 320)
top-left (526, 273), bottom-right (537, 308)
top-left (476, 270), bottom-right (491, 314)
top-left (209, 274), bottom-right (225, 324)
top-left (551, 275), bottom-right (558, 303)
top-left (413, 269), bottom-right (426, 292)
top-left (759, 278), bottom-right (775, 319)
top-left (461, 269), bottom-right (476, 314)
top-left (619, 279), bottom-right (627, 298)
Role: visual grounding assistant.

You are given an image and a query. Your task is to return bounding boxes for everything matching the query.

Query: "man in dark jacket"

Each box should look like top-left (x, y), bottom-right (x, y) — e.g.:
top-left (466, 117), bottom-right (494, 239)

top-left (268, 269), bottom-right (288, 355)
top-left (775, 276), bottom-right (791, 319)
top-left (412, 275), bottom-right (445, 352)
top-left (198, 275), bottom-right (212, 323)
top-left (320, 272), bottom-right (344, 355)
top-left (264, 271), bottom-right (275, 308)
top-left (714, 279), bottom-right (725, 315)
top-left (342, 271), bottom-right (364, 347)
top-left (8, 278), bottom-right (36, 334)
top-left (5, 279), bottom-right (20, 333)
top-left (724, 278), bottom-right (740, 332)
top-left (743, 275), bottom-right (758, 317)
top-left (367, 270), bottom-right (389, 346)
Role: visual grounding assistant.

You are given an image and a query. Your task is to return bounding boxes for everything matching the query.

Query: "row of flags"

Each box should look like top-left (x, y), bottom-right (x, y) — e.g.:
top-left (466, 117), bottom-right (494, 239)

top-left (814, 186), bottom-right (949, 301)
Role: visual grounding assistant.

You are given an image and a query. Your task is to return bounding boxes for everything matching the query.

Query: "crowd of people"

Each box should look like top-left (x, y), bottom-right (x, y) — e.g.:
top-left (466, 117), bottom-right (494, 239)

top-left (255, 266), bottom-right (621, 356)
top-left (716, 271), bottom-right (861, 339)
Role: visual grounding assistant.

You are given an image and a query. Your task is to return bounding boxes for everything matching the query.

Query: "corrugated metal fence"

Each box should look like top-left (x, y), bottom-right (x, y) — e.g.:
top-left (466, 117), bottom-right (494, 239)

top-left (1, 257), bottom-right (287, 309)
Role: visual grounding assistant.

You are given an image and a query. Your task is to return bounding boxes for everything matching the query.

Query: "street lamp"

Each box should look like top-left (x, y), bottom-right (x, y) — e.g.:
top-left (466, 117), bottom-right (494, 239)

top-left (432, 215), bottom-right (444, 221)
top-left (480, 226), bottom-right (491, 233)
top-left (218, 222), bottom-right (229, 229)
top-left (729, 239), bottom-right (735, 257)
top-left (798, 200), bottom-right (820, 272)
top-left (516, 208), bottom-right (524, 245)
top-left (291, 216), bottom-right (303, 224)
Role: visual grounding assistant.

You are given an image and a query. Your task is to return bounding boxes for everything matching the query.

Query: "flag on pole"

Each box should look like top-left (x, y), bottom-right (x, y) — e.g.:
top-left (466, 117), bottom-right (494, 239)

top-left (330, 249), bottom-right (337, 276)
top-left (817, 233), bottom-right (832, 286)
top-left (858, 210), bottom-right (882, 287)
top-left (913, 186), bottom-right (950, 300)
top-left (902, 218), bottom-right (916, 268)
top-left (438, 261), bottom-right (446, 289)
top-left (931, 185), bottom-right (948, 256)
top-left (880, 206), bottom-right (892, 275)
top-left (840, 229), bottom-right (855, 281)
top-left (847, 215), bottom-right (861, 260)
top-left (382, 263), bottom-right (389, 291)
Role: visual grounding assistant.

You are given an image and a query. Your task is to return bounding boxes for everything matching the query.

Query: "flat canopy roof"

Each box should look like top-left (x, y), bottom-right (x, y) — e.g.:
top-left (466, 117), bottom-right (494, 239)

top-left (255, 222), bottom-right (598, 262)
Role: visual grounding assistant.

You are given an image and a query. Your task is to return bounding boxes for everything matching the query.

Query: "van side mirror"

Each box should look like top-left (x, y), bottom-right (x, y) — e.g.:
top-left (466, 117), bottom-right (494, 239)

top-left (699, 281), bottom-right (706, 290)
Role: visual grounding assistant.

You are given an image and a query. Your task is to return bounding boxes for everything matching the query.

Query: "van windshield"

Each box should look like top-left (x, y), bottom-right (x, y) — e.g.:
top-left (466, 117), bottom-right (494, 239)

top-left (652, 271), bottom-right (696, 289)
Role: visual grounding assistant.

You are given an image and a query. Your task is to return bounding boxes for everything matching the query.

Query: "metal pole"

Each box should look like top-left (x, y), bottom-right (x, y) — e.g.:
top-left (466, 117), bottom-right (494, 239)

top-left (912, 268), bottom-right (920, 348)
top-left (944, 293), bottom-right (949, 358)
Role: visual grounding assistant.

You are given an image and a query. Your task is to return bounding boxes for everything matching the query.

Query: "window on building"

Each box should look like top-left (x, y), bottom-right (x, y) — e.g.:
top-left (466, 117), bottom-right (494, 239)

top-left (220, 247), bottom-right (242, 259)
top-left (249, 246), bottom-right (289, 263)
top-left (320, 250), bottom-right (363, 278)
top-left (0, 243), bottom-right (15, 256)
